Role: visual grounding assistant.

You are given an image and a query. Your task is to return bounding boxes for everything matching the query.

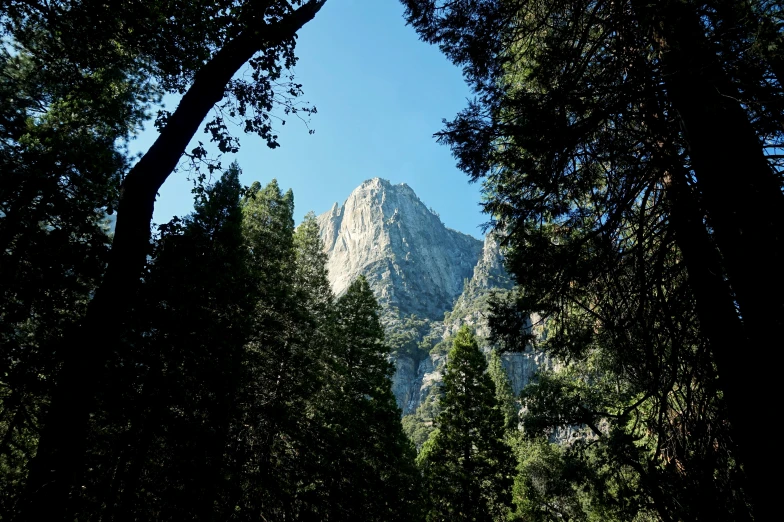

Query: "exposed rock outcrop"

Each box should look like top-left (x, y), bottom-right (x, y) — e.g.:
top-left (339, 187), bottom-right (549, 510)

top-left (316, 178), bottom-right (482, 320)
top-left (316, 178), bottom-right (545, 415)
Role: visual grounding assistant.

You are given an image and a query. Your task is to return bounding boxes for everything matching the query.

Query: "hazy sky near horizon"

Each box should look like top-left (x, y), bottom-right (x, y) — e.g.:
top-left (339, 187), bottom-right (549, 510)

top-left (131, 0), bottom-right (488, 238)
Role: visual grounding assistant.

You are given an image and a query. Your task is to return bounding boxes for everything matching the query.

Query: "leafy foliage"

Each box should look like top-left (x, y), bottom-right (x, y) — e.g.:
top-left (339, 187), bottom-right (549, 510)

top-left (402, 387), bottom-right (442, 449)
top-left (0, 14), bottom-right (156, 513)
top-left (387, 314), bottom-right (436, 361)
top-left (2, 2), bottom-right (328, 517)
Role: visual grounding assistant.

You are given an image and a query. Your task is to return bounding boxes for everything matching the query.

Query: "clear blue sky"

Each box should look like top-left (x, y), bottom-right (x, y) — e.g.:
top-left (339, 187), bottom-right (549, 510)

top-left (131, 0), bottom-right (487, 238)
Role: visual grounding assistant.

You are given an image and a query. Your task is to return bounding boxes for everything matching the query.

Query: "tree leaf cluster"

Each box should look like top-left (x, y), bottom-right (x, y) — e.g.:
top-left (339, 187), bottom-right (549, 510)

top-left (402, 0), bottom-right (780, 519)
top-left (2, 163), bottom-right (421, 520)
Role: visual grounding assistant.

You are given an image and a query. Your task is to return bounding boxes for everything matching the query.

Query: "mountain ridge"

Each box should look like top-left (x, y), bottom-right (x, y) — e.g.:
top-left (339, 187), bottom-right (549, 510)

top-left (316, 178), bottom-right (483, 321)
top-left (315, 178), bottom-right (545, 421)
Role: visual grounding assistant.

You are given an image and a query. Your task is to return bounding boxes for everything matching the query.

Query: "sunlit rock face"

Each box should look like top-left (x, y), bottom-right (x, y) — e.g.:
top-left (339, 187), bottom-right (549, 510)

top-left (431, 233), bottom-right (549, 406)
top-left (317, 178), bottom-right (546, 415)
top-left (390, 353), bottom-right (447, 416)
top-left (316, 178), bottom-right (483, 320)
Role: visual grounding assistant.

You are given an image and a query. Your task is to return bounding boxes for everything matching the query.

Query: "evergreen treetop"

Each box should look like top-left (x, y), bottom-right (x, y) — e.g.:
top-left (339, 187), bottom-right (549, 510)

top-left (419, 326), bottom-right (514, 522)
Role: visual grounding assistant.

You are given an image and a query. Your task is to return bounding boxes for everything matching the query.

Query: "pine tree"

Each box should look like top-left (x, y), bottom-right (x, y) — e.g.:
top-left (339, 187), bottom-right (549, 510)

top-left (320, 275), bottom-right (422, 521)
top-left (90, 163), bottom-right (252, 521)
top-left (419, 326), bottom-right (514, 522)
top-left (486, 350), bottom-right (517, 434)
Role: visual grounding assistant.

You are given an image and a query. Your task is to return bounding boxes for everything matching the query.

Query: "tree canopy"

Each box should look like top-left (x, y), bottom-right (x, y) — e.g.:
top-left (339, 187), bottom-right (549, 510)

top-left (3, 0), bottom-right (780, 519)
top-left (402, 0), bottom-right (782, 518)
top-left (1, 2), bottom-right (327, 517)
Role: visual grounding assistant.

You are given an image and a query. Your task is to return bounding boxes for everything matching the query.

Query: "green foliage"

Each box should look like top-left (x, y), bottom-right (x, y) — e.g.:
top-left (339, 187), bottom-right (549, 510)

top-left (2, 2), bottom-right (326, 516)
top-left (91, 164), bottom-right (253, 519)
top-left (510, 348), bottom-right (749, 521)
top-left (429, 335), bottom-right (454, 356)
top-left (509, 438), bottom-right (588, 522)
top-left (0, 159), bottom-right (425, 520)
top-left (387, 313), bottom-right (435, 361)
top-left (418, 326), bottom-right (514, 522)
top-left (495, 201), bottom-right (752, 521)
top-left (294, 211), bottom-right (334, 323)
top-left (318, 276), bottom-right (422, 521)
top-left (402, 0), bottom-right (769, 518)
top-left (486, 350), bottom-right (518, 433)
top-left (0, 16), bottom-right (156, 511)
top-left (3, 0), bottom-right (320, 158)
top-left (402, 387), bottom-right (442, 449)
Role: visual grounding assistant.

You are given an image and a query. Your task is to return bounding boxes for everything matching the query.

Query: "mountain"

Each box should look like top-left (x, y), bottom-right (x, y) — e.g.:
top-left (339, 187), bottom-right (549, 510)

top-left (391, 232), bottom-right (550, 432)
top-left (317, 178), bottom-right (483, 320)
top-left (316, 178), bottom-right (547, 428)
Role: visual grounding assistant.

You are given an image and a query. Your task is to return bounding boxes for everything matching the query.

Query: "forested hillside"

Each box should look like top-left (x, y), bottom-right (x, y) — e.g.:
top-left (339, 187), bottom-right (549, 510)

top-left (2, 0), bottom-right (781, 520)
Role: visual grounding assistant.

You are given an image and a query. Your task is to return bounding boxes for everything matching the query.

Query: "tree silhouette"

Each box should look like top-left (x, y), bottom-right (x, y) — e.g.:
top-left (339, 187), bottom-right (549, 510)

top-left (401, 0), bottom-right (782, 515)
top-left (5, 2), bottom-right (328, 517)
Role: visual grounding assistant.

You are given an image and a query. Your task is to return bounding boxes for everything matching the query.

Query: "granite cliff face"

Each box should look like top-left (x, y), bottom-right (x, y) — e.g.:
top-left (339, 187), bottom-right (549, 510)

top-left (316, 178), bottom-right (482, 320)
top-left (391, 233), bottom-right (549, 417)
top-left (316, 179), bottom-right (545, 418)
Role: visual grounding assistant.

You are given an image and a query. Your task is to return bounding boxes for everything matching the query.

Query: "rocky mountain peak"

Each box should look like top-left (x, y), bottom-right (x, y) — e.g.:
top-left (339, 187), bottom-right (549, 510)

top-left (317, 178), bottom-right (483, 320)
top-left (316, 180), bottom-right (545, 420)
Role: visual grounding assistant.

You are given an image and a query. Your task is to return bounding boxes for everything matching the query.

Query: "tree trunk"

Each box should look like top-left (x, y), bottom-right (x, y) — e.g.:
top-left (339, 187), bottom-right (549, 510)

top-left (633, 0), bottom-right (783, 516)
top-left (665, 167), bottom-right (755, 504)
top-left (17, 3), bottom-right (326, 520)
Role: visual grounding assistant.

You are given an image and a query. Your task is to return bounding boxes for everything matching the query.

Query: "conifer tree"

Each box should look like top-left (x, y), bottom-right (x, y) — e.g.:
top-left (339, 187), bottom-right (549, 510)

top-left (486, 350), bottom-right (517, 433)
top-left (235, 179), bottom-right (305, 519)
top-left (293, 211), bottom-right (334, 324)
top-left (248, 209), bottom-right (336, 521)
top-left (0, 23), bottom-right (151, 514)
top-left (8, 3), bottom-right (327, 514)
top-left (402, 0), bottom-right (780, 515)
top-left (79, 162), bottom-right (252, 521)
top-left (419, 326), bottom-right (514, 522)
top-left (321, 275), bottom-right (422, 521)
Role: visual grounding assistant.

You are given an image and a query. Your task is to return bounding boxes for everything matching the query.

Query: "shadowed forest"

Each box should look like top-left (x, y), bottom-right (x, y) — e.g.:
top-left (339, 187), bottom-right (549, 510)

top-left (1, 1), bottom-right (782, 520)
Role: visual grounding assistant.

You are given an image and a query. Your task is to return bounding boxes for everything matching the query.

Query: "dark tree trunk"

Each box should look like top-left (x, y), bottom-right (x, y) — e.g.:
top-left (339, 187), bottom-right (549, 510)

top-left (634, 0), bottom-right (783, 516)
top-left (17, 3), bottom-right (326, 520)
top-left (665, 167), bottom-right (755, 498)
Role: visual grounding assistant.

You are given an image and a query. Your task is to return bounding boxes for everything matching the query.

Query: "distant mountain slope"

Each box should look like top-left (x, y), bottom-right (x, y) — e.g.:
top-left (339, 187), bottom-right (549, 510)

top-left (316, 178), bottom-right (483, 320)
top-left (315, 178), bottom-right (546, 421)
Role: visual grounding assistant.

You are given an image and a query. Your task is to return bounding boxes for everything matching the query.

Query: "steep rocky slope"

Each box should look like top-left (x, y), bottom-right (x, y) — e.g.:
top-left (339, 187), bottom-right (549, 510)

top-left (316, 178), bottom-right (546, 419)
top-left (316, 178), bottom-right (482, 320)
top-left (391, 234), bottom-right (549, 418)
